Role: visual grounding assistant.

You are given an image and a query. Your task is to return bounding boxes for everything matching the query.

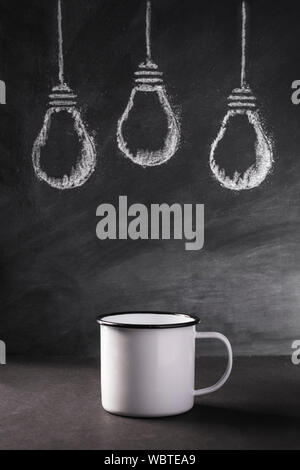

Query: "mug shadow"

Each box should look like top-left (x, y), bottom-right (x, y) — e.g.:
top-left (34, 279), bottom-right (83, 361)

top-left (170, 403), bottom-right (300, 430)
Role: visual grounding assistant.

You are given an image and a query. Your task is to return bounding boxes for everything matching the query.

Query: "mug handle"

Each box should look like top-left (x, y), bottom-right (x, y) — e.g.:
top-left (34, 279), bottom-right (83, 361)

top-left (194, 331), bottom-right (233, 397)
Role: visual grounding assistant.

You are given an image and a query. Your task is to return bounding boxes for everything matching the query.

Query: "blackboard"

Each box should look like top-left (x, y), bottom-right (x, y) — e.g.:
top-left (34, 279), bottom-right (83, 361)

top-left (0, 0), bottom-right (300, 357)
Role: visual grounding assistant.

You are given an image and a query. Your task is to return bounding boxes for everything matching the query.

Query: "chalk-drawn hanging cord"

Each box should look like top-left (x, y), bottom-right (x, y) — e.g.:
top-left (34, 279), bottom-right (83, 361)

top-left (139, 0), bottom-right (158, 70)
top-left (146, 1), bottom-right (152, 63)
top-left (58, 0), bottom-right (65, 87)
top-left (241, 1), bottom-right (247, 88)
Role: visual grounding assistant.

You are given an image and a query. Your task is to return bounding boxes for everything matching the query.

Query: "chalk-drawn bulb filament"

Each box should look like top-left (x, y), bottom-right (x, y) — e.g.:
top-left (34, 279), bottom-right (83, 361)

top-left (210, 87), bottom-right (273, 191)
top-left (117, 1), bottom-right (180, 167)
top-left (210, 1), bottom-right (273, 191)
top-left (32, 0), bottom-right (96, 190)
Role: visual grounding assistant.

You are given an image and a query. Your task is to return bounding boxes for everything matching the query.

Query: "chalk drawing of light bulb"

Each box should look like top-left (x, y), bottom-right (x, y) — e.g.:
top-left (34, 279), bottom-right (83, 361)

top-left (32, 0), bottom-right (96, 190)
top-left (210, 2), bottom-right (273, 191)
top-left (117, 1), bottom-right (180, 167)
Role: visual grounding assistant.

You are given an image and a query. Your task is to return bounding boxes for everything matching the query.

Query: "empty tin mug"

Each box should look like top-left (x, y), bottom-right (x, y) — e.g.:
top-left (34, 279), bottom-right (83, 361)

top-left (97, 312), bottom-right (233, 418)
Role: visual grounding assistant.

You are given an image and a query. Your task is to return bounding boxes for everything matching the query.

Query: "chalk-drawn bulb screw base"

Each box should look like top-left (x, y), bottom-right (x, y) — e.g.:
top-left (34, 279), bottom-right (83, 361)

top-left (210, 87), bottom-right (273, 191)
top-left (32, 85), bottom-right (96, 190)
top-left (117, 62), bottom-right (180, 168)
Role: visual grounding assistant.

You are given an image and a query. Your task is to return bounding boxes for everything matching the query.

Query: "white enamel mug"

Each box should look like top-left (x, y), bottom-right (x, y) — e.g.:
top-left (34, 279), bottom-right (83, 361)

top-left (97, 312), bottom-right (233, 418)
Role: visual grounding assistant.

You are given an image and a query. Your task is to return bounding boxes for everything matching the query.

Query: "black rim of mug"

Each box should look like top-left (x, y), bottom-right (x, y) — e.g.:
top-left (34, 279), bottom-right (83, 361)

top-left (96, 311), bottom-right (200, 329)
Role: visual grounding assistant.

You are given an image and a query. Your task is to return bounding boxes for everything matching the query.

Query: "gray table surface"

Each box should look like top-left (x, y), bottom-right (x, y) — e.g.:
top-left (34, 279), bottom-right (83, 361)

top-left (0, 357), bottom-right (299, 450)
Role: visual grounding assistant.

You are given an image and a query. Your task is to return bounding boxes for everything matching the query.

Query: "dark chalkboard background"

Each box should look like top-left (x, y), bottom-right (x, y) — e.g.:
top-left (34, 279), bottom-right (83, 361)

top-left (0, 0), bottom-right (300, 357)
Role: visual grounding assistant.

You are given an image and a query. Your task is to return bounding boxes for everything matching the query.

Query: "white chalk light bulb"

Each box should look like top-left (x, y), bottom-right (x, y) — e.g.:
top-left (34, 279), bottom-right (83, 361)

top-left (210, 2), bottom-right (273, 191)
top-left (32, 0), bottom-right (96, 190)
top-left (117, 1), bottom-right (180, 167)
